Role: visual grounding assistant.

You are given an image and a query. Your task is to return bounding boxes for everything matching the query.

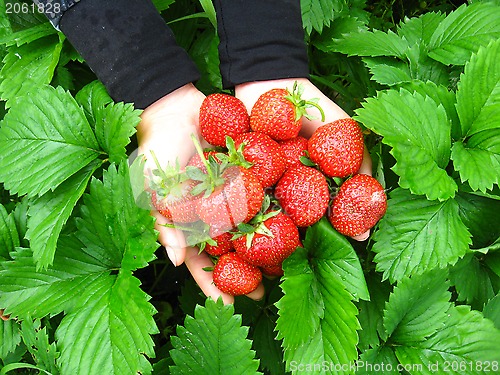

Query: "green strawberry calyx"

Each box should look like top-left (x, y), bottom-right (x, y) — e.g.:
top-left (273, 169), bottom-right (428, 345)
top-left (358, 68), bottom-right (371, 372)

top-left (149, 150), bottom-right (188, 200)
top-left (232, 195), bottom-right (280, 249)
top-left (284, 81), bottom-right (326, 122)
top-left (216, 136), bottom-right (253, 169)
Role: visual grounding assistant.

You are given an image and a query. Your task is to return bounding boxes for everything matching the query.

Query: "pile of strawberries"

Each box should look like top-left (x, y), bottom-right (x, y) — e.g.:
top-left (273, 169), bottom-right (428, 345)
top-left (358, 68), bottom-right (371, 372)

top-left (150, 83), bottom-right (387, 296)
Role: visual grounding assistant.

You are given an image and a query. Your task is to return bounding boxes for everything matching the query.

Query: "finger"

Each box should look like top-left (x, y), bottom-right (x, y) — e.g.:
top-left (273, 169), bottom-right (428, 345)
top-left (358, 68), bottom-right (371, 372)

top-left (153, 211), bottom-right (187, 266)
top-left (184, 246), bottom-right (235, 305)
top-left (246, 283), bottom-right (265, 301)
top-left (351, 230), bottom-right (370, 242)
top-left (358, 146), bottom-right (373, 176)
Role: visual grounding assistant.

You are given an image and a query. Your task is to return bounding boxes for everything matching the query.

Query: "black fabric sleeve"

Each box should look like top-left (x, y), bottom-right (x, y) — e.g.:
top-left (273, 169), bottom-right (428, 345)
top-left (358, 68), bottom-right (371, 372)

top-left (214, 0), bottom-right (310, 88)
top-left (58, 0), bottom-right (200, 109)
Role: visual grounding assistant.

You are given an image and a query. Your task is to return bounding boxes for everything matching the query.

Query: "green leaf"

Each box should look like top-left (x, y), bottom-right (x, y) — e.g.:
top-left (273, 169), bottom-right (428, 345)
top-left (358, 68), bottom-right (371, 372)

top-left (383, 270), bottom-right (451, 343)
top-left (456, 38), bottom-right (500, 138)
top-left (301, 0), bottom-right (342, 34)
top-left (397, 12), bottom-right (446, 47)
top-left (76, 163), bottom-right (158, 271)
top-left (0, 22), bottom-right (57, 47)
top-left (25, 160), bottom-right (101, 270)
top-left (189, 30), bottom-right (222, 92)
top-left (395, 305), bottom-right (500, 373)
top-left (356, 88), bottom-right (457, 201)
top-left (0, 203), bottom-right (19, 260)
top-left (357, 273), bottom-right (392, 351)
top-left (21, 318), bottom-right (59, 374)
top-left (373, 189), bottom-right (471, 283)
top-left (0, 319), bottom-right (21, 360)
top-left (94, 102), bottom-right (140, 163)
top-left (451, 134), bottom-right (500, 193)
top-left (56, 271), bottom-right (158, 375)
top-left (405, 43), bottom-right (450, 86)
top-left (428, 2), bottom-right (500, 65)
top-left (484, 294), bottom-right (500, 330)
top-left (362, 57), bottom-right (412, 86)
top-left (276, 219), bottom-right (362, 374)
top-left (252, 313), bottom-right (285, 375)
top-left (449, 254), bottom-right (498, 309)
top-left (0, 85), bottom-right (101, 197)
top-left (75, 80), bottom-right (113, 126)
top-left (0, 239), bottom-right (109, 319)
top-left (455, 191), bottom-right (500, 249)
top-left (333, 29), bottom-right (409, 58)
top-left (402, 80), bottom-right (460, 140)
top-left (169, 298), bottom-right (260, 375)
top-left (0, 35), bottom-right (62, 104)
top-left (357, 346), bottom-right (399, 375)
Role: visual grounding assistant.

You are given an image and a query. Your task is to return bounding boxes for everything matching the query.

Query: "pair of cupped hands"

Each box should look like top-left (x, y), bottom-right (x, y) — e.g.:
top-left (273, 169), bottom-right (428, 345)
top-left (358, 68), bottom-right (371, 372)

top-left (137, 78), bottom-right (372, 305)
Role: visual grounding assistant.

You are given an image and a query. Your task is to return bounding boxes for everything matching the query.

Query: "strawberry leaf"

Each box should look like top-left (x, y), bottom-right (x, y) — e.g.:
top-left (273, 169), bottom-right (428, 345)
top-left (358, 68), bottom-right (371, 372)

top-left (94, 102), bottom-right (141, 164)
top-left (357, 346), bottom-right (400, 375)
top-left (0, 35), bottom-right (62, 104)
top-left (25, 159), bottom-right (101, 270)
top-left (0, 85), bottom-right (102, 197)
top-left (395, 305), bottom-right (500, 373)
top-left (55, 270), bottom-right (158, 375)
top-left (356, 88), bottom-right (457, 201)
top-left (333, 29), bottom-right (409, 58)
top-left (21, 318), bottom-right (58, 374)
top-left (276, 219), bottom-right (367, 374)
top-left (75, 80), bottom-right (113, 126)
top-left (452, 39), bottom-right (500, 192)
top-left (0, 203), bottom-right (19, 261)
top-left (483, 294), bottom-right (500, 330)
top-left (301, 0), bottom-right (340, 34)
top-left (428, 2), bottom-right (500, 66)
top-left (0, 318), bottom-right (21, 360)
top-left (169, 298), bottom-right (261, 374)
top-left (396, 11), bottom-right (446, 47)
top-left (76, 163), bottom-right (158, 272)
top-left (383, 270), bottom-right (451, 343)
top-left (373, 189), bottom-right (471, 283)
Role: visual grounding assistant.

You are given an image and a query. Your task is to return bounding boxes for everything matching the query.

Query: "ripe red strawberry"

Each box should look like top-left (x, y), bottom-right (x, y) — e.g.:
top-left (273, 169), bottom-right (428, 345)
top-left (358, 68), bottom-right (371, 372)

top-left (195, 166), bottom-right (264, 233)
top-left (250, 82), bottom-right (324, 141)
top-left (213, 252), bottom-right (262, 296)
top-left (308, 118), bottom-right (364, 178)
top-left (149, 155), bottom-right (199, 223)
top-left (199, 93), bottom-right (250, 147)
top-left (233, 132), bottom-right (286, 188)
top-left (329, 174), bottom-right (387, 237)
top-left (187, 150), bottom-right (221, 173)
top-left (275, 165), bottom-right (330, 227)
top-left (261, 263), bottom-right (284, 278)
top-left (204, 232), bottom-right (233, 256)
top-left (233, 211), bottom-right (300, 267)
top-left (279, 136), bottom-right (309, 170)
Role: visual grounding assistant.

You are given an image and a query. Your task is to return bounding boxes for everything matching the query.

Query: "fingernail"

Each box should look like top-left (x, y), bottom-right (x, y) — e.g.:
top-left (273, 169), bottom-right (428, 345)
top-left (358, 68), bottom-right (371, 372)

top-left (165, 246), bottom-right (178, 266)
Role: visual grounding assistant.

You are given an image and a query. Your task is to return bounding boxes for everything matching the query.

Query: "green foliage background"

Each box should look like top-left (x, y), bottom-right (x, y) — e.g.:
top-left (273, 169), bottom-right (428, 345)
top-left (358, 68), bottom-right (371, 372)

top-left (0, 0), bottom-right (500, 374)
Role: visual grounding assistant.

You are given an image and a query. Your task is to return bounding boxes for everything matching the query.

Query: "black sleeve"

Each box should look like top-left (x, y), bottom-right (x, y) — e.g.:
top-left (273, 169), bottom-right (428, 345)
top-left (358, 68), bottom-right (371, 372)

top-left (214, 0), bottom-right (310, 88)
top-left (55, 0), bottom-right (200, 109)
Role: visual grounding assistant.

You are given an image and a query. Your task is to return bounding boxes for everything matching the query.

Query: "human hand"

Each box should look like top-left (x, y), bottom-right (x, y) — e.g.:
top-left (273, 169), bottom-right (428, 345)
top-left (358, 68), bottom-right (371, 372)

top-left (235, 78), bottom-right (373, 241)
top-left (137, 83), bottom-right (264, 304)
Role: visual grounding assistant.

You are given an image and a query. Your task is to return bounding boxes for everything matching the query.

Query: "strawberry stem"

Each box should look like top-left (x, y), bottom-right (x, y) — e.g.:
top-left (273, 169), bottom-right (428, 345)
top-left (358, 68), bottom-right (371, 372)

top-left (190, 133), bottom-right (216, 191)
top-left (285, 81), bottom-right (326, 123)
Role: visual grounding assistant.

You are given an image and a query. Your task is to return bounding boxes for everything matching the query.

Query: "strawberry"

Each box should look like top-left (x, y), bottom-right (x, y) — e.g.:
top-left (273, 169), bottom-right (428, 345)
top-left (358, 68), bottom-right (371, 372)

top-left (204, 231), bottom-right (233, 256)
top-left (213, 252), bottom-right (262, 296)
top-left (250, 82), bottom-right (324, 141)
top-left (195, 165), bottom-right (264, 232)
top-left (187, 150), bottom-right (221, 174)
top-left (261, 263), bottom-right (284, 278)
top-left (275, 165), bottom-right (330, 227)
top-left (199, 93), bottom-right (250, 147)
top-left (233, 132), bottom-right (286, 188)
top-left (329, 174), bottom-right (387, 237)
top-left (308, 118), bottom-right (365, 178)
top-left (279, 136), bottom-right (309, 170)
top-left (149, 155), bottom-right (199, 223)
top-left (233, 211), bottom-right (301, 267)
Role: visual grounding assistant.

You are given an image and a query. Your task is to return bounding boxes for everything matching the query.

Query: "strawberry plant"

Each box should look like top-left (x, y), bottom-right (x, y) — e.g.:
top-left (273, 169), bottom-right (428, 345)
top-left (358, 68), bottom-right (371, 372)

top-left (1, 0), bottom-right (500, 374)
